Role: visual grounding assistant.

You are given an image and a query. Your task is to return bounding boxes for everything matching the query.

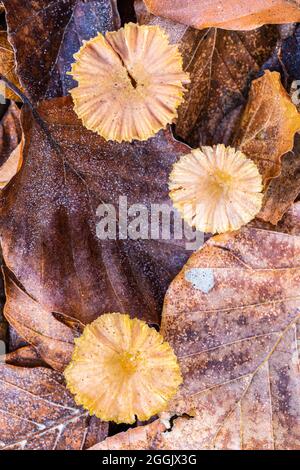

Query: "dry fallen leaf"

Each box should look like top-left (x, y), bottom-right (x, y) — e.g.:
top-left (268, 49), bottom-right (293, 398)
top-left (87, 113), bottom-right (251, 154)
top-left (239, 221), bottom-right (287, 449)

top-left (3, 345), bottom-right (47, 368)
top-left (235, 70), bottom-right (300, 183)
top-left (3, 268), bottom-right (76, 371)
top-left (0, 96), bottom-right (190, 336)
top-left (0, 361), bottom-right (108, 449)
top-left (136, 4), bottom-right (278, 147)
top-left (0, 102), bottom-right (21, 167)
top-left (2, 0), bottom-right (120, 103)
top-left (160, 219), bottom-right (300, 449)
top-left (0, 137), bottom-right (23, 189)
top-left (93, 204), bottom-right (300, 449)
top-left (169, 144), bottom-right (263, 233)
top-left (89, 419), bottom-right (166, 450)
top-left (144, 0), bottom-right (300, 31)
top-left (0, 31), bottom-right (22, 102)
top-left (258, 135), bottom-right (300, 224)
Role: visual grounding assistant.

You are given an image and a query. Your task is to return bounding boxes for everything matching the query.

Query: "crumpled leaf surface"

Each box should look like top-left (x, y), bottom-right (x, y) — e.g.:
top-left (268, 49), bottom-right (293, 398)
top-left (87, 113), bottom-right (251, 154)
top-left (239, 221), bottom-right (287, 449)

top-left (3, 0), bottom-right (120, 103)
top-left (0, 362), bottom-right (108, 449)
top-left (235, 70), bottom-right (300, 183)
top-left (94, 203), bottom-right (300, 449)
top-left (144, 0), bottom-right (300, 31)
top-left (258, 135), bottom-right (300, 224)
top-left (136, 3), bottom-right (278, 147)
top-left (0, 96), bottom-right (191, 347)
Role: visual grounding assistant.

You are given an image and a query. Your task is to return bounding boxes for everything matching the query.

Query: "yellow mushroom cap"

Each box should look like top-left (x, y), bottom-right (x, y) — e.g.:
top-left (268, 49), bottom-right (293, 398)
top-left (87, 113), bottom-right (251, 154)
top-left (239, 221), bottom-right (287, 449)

top-left (169, 144), bottom-right (263, 234)
top-left (64, 313), bottom-right (182, 424)
top-left (69, 23), bottom-right (190, 143)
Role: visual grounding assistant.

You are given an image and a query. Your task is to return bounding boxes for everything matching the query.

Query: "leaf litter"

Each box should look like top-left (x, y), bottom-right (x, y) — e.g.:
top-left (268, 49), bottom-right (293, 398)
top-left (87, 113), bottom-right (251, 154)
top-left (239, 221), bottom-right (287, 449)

top-left (0, 0), bottom-right (299, 450)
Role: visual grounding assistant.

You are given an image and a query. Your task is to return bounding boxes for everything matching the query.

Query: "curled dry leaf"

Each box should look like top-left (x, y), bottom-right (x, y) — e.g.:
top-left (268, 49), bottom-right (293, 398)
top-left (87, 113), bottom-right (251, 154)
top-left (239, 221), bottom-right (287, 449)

top-left (0, 362), bottom-right (108, 450)
top-left (0, 137), bottom-right (23, 189)
top-left (93, 204), bottom-right (300, 449)
top-left (70, 23), bottom-right (189, 142)
top-left (0, 96), bottom-right (190, 346)
top-left (160, 218), bottom-right (300, 449)
top-left (3, 345), bottom-right (46, 368)
top-left (235, 70), bottom-right (300, 183)
top-left (0, 31), bottom-right (23, 102)
top-left (65, 313), bottom-right (182, 423)
top-left (169, 145), bottom-right (263, 234)
top-left (143, 0), bottom-right (300, 31)
top-left (136, 4), bottom-right (278, 147)
top-left (3, 0), bottom-right (120, 103)
top-left (3, 268), bottom-right (76, 371)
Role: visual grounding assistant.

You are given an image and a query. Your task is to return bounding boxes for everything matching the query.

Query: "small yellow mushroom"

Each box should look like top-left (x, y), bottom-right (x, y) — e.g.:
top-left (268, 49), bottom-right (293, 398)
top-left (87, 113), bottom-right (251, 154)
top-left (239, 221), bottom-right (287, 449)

top-left (64, 313), bottom-right (182, 424)
top-left (69, 23), bottom-right (189, 143)
top-left (169, 144), bottom-right (263, 234)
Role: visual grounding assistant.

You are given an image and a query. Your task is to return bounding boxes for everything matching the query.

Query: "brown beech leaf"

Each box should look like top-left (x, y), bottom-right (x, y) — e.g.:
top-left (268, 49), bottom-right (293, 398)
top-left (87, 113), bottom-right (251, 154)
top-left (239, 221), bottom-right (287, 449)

top-left (258, 135), bottom-right (300, 224)
top-left (0, 137), bottom-right (23, 189)
top-left (0, 102), bottom-right (21, 167)
top-left (235, 70), bottom-right (300, 183)
top-left (3, 0), bottom-right (120, 103)
top-left (136, 4), bottom-right (278, 147)
top-left (160, 220), bottom-right (300, 449)
top-left (0, 31), bottom-right (22, 102)
top-left (94, 206), bottom-right (300, 450)
top-left (3, 345), bottom-right (46, 368)
top-left (0, 362), bottom-right (108, 449)
top-left (0, 96), bottom-right (190, 336)
top-left (143, 0), bottom-right (300, 31)
top-left (3, 268), bottom-right (76, 371)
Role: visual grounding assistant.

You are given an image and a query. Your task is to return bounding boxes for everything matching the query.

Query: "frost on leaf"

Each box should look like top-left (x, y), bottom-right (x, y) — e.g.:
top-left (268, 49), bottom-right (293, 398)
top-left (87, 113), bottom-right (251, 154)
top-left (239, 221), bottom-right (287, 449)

top-left (64, 313), bottom-right (182, 424)
top-left (169, 144), bottom-right (263, 234)
top-left (70, 23), bottom-right (189, 142)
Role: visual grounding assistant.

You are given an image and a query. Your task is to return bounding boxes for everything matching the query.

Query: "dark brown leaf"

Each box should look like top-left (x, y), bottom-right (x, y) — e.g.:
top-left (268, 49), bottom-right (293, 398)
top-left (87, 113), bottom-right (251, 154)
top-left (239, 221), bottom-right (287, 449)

top-left (0, 96), bottom-right (191, 340)
top-left (3, 0), bottom-right (120, 103)
top-left (235, 70), bottom-right (300, 183)
top-left (0, 362), bottom-right (108, 449)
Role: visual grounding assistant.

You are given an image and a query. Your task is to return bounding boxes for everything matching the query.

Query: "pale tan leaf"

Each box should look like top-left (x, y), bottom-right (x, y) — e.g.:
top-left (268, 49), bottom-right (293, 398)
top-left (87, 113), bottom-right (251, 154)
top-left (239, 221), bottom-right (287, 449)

top-left (0, 362), bottom-right (108, 449)
top-left (144, 0), bottom-right (300, 31)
